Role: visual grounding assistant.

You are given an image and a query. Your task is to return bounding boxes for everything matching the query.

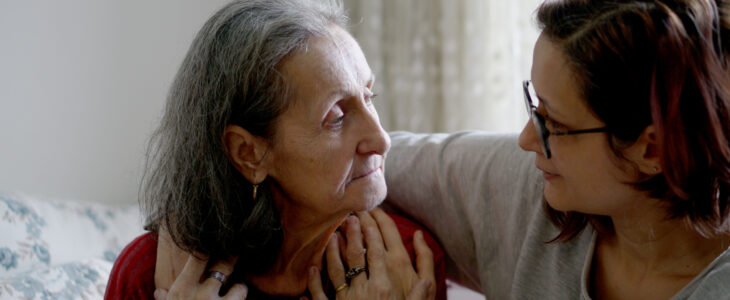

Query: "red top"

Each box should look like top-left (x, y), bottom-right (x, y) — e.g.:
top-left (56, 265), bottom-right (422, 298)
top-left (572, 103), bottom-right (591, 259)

top-left (105, 213), bottom-right (446, 300)
top-left (105, 232), bottom-right (158, 300)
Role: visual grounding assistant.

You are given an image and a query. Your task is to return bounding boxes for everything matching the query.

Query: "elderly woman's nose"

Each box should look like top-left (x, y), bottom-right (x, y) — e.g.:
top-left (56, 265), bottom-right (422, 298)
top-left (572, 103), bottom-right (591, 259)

top-left (357, 111), bottom-right (390, 155)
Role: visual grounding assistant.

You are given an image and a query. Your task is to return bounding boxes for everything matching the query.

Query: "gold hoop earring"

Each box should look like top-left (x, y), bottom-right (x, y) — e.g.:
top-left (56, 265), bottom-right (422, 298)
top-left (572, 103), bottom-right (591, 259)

top-left (252, 184), bottom-right (259, 201)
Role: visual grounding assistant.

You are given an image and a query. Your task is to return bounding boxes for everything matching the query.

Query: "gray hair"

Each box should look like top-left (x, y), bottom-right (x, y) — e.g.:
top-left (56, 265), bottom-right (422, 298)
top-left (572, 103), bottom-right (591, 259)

top-left (142, 0), bottom-right (347, 274)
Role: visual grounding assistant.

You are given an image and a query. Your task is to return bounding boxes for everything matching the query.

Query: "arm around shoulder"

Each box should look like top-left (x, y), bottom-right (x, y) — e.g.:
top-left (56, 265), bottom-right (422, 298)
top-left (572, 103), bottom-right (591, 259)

top-left (384, 131), bottom-right (543, 292)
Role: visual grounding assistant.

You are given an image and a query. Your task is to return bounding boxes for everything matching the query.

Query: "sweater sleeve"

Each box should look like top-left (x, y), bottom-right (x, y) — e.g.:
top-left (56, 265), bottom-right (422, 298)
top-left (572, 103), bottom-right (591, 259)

top-left (383, 131), bottom-right (544, 294)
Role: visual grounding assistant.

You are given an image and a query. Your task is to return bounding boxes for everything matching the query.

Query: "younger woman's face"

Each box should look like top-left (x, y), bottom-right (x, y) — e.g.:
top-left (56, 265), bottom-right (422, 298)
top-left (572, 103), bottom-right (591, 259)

top-left (518, 33), bottom-right (642, 217)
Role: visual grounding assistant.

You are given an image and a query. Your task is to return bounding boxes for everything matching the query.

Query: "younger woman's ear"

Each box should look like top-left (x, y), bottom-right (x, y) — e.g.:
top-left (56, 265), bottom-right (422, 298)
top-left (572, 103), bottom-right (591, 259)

top-left (625, 125), bottom-right (662, 175)
top-left (222, 124), bottom-right (269, 183)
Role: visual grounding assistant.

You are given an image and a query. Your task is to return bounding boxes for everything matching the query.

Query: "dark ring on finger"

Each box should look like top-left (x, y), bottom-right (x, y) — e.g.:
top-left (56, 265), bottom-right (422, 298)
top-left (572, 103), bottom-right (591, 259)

top-left (207, 271), bottom-right (227, 285)
top-left (344, 266), bottom-right (367, 281)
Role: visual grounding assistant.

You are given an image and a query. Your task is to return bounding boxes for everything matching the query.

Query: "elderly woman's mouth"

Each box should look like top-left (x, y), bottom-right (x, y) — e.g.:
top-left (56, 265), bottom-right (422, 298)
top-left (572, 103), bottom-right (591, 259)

top-left (348, 166), bottom-right (382, 184)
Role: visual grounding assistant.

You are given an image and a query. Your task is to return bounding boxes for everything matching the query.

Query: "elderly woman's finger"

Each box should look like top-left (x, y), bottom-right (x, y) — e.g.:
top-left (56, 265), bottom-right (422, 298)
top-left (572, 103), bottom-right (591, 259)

top-left (354, 210), bottom-right (378, 238)
top-left (221, 283), bottom-right (248, 300)
top-left (307, 266), bottom-right (328, 300)
top-left (405, 278), bottom-right (433, 300)
top-left (336, 230), bottom-right (348, 260)
top-left (342, 215), bottom-right (368, 285)
top-left (369, 208), bottom-right (407, 253)
top-left (413, 230), bottom-right (435, 285)
top-left (202, 257), bottom-right (239, 293)
top-left (362, 224), bottom-right (387, 278)
top-left (325, 233), bottom-right (347, 293)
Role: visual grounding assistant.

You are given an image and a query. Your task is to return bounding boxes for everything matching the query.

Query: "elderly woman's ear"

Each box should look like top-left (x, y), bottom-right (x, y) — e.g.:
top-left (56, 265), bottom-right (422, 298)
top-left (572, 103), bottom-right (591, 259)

top-left (223, 124), bottom-right (270, 183)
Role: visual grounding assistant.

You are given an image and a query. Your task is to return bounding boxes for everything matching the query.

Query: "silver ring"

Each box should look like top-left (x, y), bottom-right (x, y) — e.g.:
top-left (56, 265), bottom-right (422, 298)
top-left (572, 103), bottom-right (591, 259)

top-left (345, 266), bottom-right (367, 281)
top-left (207, 271), bottom-right (227, 285)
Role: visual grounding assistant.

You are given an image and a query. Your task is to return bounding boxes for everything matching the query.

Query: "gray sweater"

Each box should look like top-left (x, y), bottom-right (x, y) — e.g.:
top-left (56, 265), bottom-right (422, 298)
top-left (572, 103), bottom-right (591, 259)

top-left (384, 131), bottom-right (730, 299)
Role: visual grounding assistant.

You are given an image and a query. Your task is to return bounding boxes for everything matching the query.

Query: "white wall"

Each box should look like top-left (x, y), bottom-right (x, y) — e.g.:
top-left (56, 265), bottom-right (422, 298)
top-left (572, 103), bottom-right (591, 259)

top-left (0, 1), bottom-right (227, 204)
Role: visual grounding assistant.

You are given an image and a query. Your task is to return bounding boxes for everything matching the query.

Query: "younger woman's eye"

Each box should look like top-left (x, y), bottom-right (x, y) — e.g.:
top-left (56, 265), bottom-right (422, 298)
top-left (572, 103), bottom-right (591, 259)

top-left (544, 117), bottom-right (566, 131)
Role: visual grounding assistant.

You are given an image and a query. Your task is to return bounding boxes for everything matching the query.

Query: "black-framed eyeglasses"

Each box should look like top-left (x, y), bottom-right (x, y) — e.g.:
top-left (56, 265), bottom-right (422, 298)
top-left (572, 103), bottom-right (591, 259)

top-left (522, 80), bottom-right (608, 159)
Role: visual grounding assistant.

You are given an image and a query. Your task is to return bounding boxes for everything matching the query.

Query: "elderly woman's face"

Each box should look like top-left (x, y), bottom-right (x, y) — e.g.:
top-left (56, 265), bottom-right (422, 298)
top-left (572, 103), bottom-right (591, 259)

top-left (265, 26), bottom-right (390, 219)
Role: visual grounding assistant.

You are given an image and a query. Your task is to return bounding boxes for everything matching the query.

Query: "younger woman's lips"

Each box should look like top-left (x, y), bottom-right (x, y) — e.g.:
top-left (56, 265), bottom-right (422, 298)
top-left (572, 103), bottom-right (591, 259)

top-left (536, 165), bottom-right (559, 180)
top-left (543, 171), bottom-right (559, 180)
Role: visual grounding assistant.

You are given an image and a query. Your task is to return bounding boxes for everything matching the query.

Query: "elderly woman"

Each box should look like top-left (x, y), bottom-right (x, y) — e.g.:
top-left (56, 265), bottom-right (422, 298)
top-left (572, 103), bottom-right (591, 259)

top-left (385, 0), bottom-right (730, 298)
top-left (104, 0), bottom-right (445, 299)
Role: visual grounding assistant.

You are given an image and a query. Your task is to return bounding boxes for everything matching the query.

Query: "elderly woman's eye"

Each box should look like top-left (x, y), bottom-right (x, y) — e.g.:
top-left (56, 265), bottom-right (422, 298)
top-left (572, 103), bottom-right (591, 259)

top-left (365, 93), bottom-right (378, 105)
top-left (326, 112), bottom-right (345, 128)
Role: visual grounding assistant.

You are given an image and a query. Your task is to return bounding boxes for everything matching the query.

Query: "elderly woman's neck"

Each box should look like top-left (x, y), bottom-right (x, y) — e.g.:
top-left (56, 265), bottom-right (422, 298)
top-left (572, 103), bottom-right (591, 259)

top-left (246, 209), bottom-right (349, 296)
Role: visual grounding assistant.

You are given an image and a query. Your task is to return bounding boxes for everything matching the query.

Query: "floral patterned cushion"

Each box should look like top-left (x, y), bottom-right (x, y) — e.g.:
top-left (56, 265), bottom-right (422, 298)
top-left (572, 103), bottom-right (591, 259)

top-left (0, 258), bottom-right (110, 299)
top-left (0, 191), bottom-right (144, 299)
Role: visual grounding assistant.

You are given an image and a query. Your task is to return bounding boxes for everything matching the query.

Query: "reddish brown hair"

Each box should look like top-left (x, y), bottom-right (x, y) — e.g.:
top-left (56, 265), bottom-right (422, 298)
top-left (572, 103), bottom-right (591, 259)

top-left (536, 0), bottom-right (730, 241)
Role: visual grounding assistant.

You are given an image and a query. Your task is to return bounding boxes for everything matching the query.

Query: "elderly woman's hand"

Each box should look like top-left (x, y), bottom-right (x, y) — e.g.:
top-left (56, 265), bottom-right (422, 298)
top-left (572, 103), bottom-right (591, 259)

top-left (360, 208), bottom-right (436, 299)
top-left (307, 208), bottom-right (436, 300)
top-left (153, 254), bottom-right (248, 300)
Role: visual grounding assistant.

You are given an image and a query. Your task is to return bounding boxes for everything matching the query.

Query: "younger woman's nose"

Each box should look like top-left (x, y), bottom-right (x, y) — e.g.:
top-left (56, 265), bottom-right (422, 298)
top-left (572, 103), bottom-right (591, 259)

top-left (518, 119), bottom-right (542, 155)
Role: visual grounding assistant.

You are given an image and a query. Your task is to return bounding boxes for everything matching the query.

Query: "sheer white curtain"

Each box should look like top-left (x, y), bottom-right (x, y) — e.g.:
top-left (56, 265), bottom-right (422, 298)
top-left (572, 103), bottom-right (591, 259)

top-left (343, 0), bottom-right (542, 133)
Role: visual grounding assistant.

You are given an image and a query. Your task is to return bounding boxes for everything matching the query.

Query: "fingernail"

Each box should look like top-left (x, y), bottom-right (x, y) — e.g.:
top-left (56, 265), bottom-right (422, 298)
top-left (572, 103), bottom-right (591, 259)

top-left (153, 289), bottom-right (162, 300)
top-left (310, 266), bottom-right (318, 276)
top-left (415, 230), bottom-right (423, 240)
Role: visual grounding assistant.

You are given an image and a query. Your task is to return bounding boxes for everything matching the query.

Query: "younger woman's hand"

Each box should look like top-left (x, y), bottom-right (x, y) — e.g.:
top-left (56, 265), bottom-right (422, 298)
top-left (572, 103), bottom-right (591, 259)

top-left (154, 228), bottom-right (189, 291)
top-left (153, 254), bottom-right (247, 300)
